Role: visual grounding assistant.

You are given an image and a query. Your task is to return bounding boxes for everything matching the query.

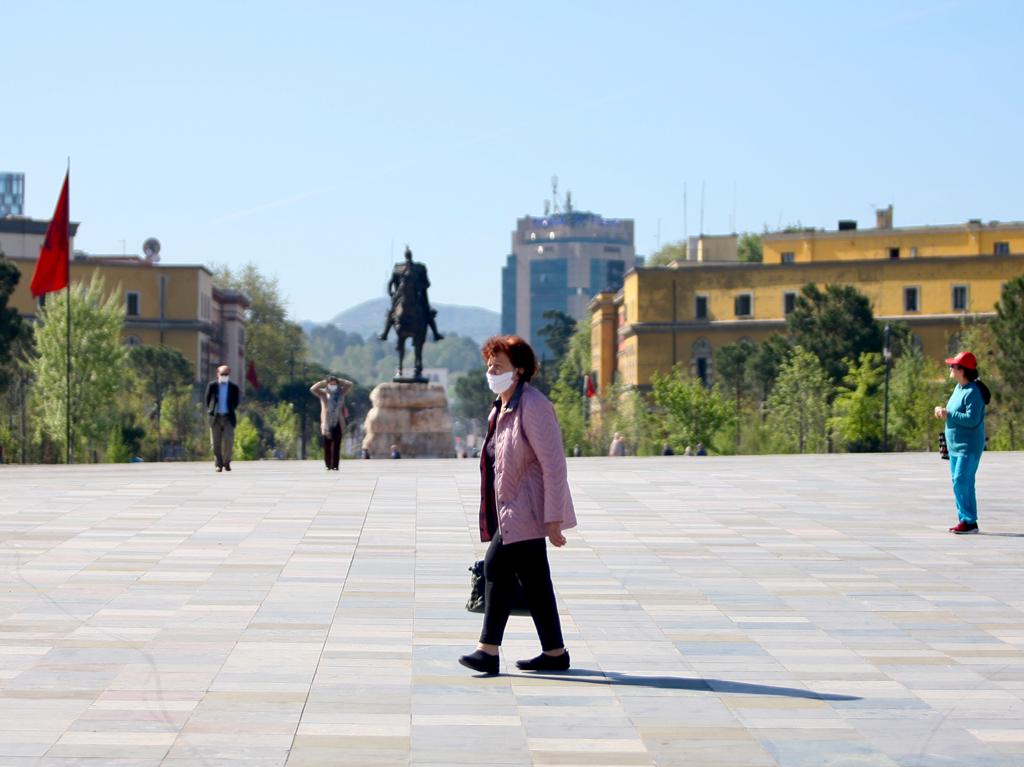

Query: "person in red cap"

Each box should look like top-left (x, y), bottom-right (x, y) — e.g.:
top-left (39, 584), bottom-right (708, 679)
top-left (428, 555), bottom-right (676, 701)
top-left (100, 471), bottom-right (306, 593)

top-left (933, 351), bottom-right (991, 534)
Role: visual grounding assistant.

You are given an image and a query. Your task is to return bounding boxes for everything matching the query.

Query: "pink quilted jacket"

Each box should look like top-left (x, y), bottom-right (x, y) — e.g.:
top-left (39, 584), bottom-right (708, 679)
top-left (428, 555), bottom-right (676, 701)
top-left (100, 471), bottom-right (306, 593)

top-left (478, 383), bottom-right (577, 544)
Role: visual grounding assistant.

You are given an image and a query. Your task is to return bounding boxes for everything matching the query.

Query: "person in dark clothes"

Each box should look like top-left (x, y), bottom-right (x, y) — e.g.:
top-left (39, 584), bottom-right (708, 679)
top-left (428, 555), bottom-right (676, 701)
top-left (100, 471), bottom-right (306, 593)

top-left (205, 364), bottom-right (240, 472)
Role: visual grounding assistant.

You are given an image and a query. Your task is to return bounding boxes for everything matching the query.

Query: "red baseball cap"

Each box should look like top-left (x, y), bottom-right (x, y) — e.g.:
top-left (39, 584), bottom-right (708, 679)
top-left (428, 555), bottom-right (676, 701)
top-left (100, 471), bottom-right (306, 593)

top-left (944, 351), bottom-right (977, 369)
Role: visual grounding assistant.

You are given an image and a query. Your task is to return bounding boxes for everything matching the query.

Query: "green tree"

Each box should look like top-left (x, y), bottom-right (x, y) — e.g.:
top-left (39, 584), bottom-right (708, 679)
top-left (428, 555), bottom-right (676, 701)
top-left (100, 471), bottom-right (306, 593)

top-left (265, 401), bottom-right (299, 458)
top-left (787, 283), bottom-right (883, 388)
top-left (747, 333), bottom-right (792, 408)
top-left (537, 310), bottom-right (577, 363)
top-left (716, 338), bottom-right (756, 450)
top-left (737, 232), bottom-right (763, 263)
top-left (646, 240), bottom-right (687, 267)
top-left (0, 250), bottom-right (26, 390)
top-left (128, 344), bottom-right (193, 460)
top-left (649, 364), bottom-right (732, 452)
top-left (889, 340), bottom-right (945, 451)
top-left (234, 414), bottom-right (261, 460)
top-left (453, 367), bottom-right (494, 421)
top-left (830, 353), bottom-right (884, 452)
top-left (549, 322), bottom-right (597, 454)
top-left (213, 263), bottom-right (305, 392)
top-left (766, 346), bottom-right (831, 453)
top-left (991, 276), bottom-right (1024, 449)
top-left (30, 275), bottom-right (126, 461)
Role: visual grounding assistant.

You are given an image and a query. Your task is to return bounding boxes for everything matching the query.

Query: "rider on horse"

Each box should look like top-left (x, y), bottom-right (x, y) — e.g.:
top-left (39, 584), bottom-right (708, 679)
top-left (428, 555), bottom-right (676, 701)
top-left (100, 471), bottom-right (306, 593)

top-left (379, 246), bottom-right (444, 343)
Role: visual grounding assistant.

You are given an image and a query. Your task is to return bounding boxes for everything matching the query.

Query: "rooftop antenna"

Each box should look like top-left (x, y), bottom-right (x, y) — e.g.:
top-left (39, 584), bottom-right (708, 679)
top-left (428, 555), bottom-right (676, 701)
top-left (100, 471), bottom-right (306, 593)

top-left (551, 175), bottom-right (560, 214)
top-left (699, 180), bottom-right (706, 236)
top-left (565, 190), bottom-right (573, 214)
top-left (731, 181), bottom-right (737, 233)
top-left (683, 181), bottom-right (688, 243)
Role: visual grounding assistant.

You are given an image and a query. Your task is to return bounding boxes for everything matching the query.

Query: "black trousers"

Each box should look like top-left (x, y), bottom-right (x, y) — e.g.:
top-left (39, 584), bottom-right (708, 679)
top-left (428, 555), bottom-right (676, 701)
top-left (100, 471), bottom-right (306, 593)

top-left (322, 424), bottom-right (342, 469)
top-left (480, 533), bottom-right (564, 651)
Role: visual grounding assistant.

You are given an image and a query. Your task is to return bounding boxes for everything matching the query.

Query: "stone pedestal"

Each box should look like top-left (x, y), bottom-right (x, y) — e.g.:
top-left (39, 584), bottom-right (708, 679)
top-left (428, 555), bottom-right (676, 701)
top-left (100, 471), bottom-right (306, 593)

top-left (361, 382), bottom-right (454, 459)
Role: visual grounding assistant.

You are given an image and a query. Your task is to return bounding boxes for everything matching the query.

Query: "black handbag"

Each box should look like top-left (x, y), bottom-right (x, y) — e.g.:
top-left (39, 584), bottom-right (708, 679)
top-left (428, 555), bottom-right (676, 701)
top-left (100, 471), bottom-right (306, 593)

top-left (466, 560), bottom-right (530, 616)
top-left (938, 432), bottom-right (949, 460)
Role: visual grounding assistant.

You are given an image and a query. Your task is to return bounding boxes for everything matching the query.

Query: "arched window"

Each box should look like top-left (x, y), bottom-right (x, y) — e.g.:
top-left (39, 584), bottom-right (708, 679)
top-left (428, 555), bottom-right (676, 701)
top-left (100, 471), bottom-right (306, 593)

top-left (691, 338), bottom-right (712, 386)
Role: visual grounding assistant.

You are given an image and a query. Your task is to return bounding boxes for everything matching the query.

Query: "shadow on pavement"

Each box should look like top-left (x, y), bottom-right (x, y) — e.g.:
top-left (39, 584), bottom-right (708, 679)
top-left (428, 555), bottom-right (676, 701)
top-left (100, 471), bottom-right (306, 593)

top-left (979, 531), bottom-right (1024, 537)
top-left (518, 669), bottom-right (861, 701)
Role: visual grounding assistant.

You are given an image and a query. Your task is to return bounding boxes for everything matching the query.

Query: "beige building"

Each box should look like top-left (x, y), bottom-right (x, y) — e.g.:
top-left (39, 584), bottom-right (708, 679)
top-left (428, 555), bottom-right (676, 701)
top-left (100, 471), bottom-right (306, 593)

top-left (2, 218), bottom-right (248, 386)
top-left (592, 208), bottom-right (1024, 391)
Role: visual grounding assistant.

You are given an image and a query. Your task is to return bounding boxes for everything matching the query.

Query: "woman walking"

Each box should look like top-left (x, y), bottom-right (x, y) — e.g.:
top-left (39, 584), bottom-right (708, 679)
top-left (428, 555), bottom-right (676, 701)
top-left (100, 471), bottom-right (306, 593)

top-left (310, 375), bottom-right (354, 471)
top-left (459, 335), bottom-right (576, 675)
top-left (934, 351), bottom-right (991, 534)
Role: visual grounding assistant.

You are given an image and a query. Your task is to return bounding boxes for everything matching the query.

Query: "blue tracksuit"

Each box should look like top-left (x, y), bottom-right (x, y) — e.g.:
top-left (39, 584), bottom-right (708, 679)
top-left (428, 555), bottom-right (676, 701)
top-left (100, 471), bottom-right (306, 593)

top-left (944, 382), bottom-right (986, 524)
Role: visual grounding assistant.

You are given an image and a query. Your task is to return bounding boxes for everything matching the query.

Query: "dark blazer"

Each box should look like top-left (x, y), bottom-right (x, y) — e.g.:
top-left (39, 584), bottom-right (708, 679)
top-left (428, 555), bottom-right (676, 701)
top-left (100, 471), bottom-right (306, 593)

top-left (205, 380), bottom-right (240, 426)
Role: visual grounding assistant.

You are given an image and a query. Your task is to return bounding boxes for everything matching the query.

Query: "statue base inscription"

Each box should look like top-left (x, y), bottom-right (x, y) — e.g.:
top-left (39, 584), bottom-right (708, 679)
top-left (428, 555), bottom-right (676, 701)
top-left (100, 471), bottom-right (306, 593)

top-left (361, 382), bottom-right (454, 459)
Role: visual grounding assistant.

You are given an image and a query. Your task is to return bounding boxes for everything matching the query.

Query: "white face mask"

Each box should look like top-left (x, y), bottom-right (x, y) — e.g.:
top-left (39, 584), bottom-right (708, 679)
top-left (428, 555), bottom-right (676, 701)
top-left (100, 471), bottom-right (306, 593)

top-left (327, 384), bottom-right (338, 393)
top-left (486, 371), bottom-right (515, 394)
top-left (218, 375), bottom-right (229, 384)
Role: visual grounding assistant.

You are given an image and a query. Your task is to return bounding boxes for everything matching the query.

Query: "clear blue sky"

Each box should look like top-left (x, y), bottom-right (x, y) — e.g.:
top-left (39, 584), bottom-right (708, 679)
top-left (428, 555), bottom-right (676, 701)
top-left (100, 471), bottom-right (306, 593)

top-left (6, 1), bottom-right (1022, 323)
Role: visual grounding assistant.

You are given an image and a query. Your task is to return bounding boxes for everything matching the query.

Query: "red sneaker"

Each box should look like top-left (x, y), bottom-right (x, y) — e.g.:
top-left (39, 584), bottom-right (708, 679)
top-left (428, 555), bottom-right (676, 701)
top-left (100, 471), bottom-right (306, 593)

top-left (948, 522), bottom-right (979, 534)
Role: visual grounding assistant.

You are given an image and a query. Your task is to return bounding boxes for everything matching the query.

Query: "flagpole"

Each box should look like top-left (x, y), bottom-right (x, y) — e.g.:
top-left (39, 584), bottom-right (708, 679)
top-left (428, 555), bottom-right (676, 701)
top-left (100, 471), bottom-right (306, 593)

top-left (65, 160), bottom-right (71, 464)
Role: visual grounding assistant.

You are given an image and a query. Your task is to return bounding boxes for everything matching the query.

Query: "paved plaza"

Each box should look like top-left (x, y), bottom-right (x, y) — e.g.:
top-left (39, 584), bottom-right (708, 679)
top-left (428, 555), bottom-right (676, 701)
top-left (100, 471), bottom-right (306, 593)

top-left (0, 452), bottom-right (1022, 766)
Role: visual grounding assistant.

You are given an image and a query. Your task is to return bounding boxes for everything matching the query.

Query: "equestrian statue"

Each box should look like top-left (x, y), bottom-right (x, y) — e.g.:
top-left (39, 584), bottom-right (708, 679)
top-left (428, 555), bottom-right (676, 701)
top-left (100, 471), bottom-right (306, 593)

top-left (379, 246), bottom-right (443, 381)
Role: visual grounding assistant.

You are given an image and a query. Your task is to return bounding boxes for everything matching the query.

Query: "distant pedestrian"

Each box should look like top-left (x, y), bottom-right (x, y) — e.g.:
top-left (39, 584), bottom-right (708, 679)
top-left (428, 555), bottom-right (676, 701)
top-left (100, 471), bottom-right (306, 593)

top-left (361, 448), bottom-right (371, 459)
top-left (609, 432), bottom-right (626, 457)
top-left (661, 442), bottom-right (674, 456)
top-left (934, 351), bottom-right (991, 534)
top-left (390, 444), bottom-right (402, 459)
top-left (205, 364), bottom-right (240, 473)
top-left (572, 443), bottom-right (582, 458)
top-left (683, 445), bottom-right (693, 456)
top-left (695, 443), bottom-right (707, 456)
top-left (310, 375), bottom-right (354, 471)
top-left (459, 335), bottom-right (576, 676)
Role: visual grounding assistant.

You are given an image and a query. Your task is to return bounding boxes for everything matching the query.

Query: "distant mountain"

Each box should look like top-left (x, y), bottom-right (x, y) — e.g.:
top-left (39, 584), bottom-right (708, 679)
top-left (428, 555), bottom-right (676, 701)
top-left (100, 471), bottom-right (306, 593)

top-left (313, 298), bottom-right (500, 344)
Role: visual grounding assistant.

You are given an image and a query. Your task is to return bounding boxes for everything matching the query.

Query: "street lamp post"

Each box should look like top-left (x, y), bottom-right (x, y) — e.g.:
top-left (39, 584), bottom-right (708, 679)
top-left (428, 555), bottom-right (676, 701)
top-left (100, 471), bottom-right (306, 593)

top-left (882, 324), bottom-right (892, 452)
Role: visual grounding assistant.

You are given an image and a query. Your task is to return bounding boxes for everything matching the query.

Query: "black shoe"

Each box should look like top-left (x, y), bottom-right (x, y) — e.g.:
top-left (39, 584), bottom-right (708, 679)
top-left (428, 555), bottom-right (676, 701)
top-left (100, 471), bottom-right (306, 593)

top-left (516, 650), bottom-right (570, 671)
top-left (224, 463), bottom-right (231, 472)
top-left (377, 332), bottom-right (389, 341)
top-left (458, 650), bottom-right (499, 675)
top-left (433, 333), bottom-right (444, 341)
top-left (215, 465), bottom-right (222, 473)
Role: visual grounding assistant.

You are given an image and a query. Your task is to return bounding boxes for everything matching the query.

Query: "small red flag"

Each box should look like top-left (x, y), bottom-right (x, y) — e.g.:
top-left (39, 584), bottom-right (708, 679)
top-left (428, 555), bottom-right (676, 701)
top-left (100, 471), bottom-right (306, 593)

top-left (584, 374), bottom-right (596, 399)
top-left (30, 171), bottom-right (70, 298)
top-left (246, 360), bottom-right (261, 389)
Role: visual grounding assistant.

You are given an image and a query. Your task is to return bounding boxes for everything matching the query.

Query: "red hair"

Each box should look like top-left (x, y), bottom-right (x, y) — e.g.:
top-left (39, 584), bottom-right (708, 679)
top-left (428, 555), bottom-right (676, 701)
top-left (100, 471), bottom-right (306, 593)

top-left (480, 335), bottom-right (538, 382)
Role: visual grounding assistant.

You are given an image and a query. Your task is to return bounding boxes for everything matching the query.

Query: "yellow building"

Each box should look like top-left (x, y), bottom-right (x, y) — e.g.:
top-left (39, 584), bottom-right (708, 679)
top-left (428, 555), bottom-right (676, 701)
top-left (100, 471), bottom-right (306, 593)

top-left (592, 208), bottom-right (1024, 391)
top-left (2, 219), bottom-right (248, 386)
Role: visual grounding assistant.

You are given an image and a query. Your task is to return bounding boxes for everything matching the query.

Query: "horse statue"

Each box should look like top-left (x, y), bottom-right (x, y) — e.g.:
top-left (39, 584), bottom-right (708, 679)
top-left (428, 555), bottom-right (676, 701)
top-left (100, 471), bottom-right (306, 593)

top-left (378, 246), bottom-right (443, 381)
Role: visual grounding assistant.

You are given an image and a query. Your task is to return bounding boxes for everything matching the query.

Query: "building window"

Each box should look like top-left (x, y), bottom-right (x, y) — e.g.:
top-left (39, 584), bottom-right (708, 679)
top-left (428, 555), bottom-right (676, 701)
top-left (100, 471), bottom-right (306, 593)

top-left (734, 293), bottom-right (753, 318)
top-left (994, 241), bottom-right (1010, 255)
top-left (904, 286), bottom-right (919, 313)
top-left (783, 291), bottom-right (796, 315)
top-left (695, 295), bottom-right (708, 320)
top-left (952, 285), bottom-right (968, 312)
top-left (692, 338), bottom-right (712, 387)
top-left (888, 247), bottom-right (900, 260)
top-left (781, 251), bottom-right (795, 264)
top-left (125, 291), bottom-right (140, 317)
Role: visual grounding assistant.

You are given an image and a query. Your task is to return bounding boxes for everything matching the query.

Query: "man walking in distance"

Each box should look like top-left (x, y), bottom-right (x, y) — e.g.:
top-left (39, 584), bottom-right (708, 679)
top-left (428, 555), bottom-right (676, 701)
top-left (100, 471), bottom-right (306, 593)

top-left (205, 364), bottom-right (240, 472)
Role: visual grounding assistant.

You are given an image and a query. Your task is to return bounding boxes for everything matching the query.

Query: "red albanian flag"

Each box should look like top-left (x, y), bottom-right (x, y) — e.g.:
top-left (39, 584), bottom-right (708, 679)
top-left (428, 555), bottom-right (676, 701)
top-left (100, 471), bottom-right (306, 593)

top-left (30, 171), bottom-right (70, 298)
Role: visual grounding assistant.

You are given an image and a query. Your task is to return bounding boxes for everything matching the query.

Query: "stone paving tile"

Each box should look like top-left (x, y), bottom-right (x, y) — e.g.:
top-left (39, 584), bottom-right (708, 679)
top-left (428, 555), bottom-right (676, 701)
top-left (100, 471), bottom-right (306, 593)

top-left (0, 453), bottom-right (1022, 766)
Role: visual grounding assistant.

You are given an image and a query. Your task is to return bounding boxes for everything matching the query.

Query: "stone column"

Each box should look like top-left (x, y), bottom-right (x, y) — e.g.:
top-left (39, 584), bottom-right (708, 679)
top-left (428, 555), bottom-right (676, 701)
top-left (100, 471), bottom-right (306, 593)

top-left (361, 382), bottom-right (454, 458)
